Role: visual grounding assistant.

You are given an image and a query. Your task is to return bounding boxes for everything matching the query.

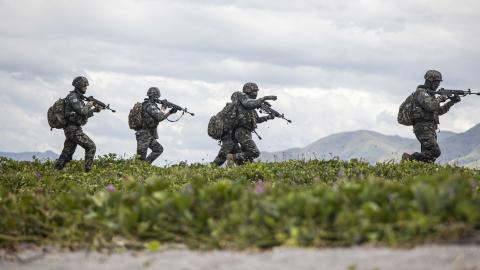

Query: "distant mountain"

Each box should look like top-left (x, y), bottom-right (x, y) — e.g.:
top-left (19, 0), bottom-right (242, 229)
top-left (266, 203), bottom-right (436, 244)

top-left (259, 124), bottom-right (480, 168)
top-left (437, 130), bottom-right (457, 141)
top-left (436, 124), bottom-right (480, 166)
top-left (260, 130), bottom-right (416, 163)
top-left (0, 151), bottom-right (58, 161)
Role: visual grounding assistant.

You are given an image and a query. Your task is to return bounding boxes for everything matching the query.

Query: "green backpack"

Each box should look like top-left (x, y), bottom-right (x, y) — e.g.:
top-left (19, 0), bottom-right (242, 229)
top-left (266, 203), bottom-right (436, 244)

top-left (397, 92), bottom-right (416, 126)
top-left (208, 101), bottom-right (239, 139)
top-left (128, 102), bottom-right (144, 130)
top-left (47, 98), bottom-right (67, 130)
top-left (208, 92), bottom-right (246, 139)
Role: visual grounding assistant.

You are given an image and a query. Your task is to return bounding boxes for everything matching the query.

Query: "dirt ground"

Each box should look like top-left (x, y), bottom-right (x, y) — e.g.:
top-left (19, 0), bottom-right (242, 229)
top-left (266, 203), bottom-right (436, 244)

top-left (1, 245), bottom-right (479, 270)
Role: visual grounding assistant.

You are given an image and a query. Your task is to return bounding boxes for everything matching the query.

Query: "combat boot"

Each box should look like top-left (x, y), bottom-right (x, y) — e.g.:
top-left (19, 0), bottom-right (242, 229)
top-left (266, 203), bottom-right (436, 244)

top-left (226, 153), bottom-right (236, 166)
top-left (401, 153), bottom-right (412, 162)
top-left (55, 160), bottom-right (65, 171)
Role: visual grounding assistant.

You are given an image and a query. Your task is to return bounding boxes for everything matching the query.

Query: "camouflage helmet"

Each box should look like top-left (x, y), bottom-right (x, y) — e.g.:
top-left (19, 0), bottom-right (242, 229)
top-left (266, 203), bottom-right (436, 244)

top-left (424, 70), bottom-right (442, 82)
top-left (72, 76), bottom-right (89, 88)
top-left (242, 82), bottom-right (259, 93)
top-left (147, 87), bottom-right (161, 98)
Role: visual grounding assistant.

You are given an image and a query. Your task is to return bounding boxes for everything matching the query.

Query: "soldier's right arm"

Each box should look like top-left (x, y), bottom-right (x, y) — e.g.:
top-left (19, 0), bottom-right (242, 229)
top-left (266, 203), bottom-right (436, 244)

top-left (68, 95), bottom-right (94, 118)
top-left (145, 103), bottom-right (167, 122)
top-left (415, 91), bottom-right (440, 112)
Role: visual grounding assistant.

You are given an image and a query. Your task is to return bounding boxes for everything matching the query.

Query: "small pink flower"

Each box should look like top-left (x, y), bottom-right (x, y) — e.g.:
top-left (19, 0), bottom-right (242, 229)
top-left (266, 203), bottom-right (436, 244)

top-left (254, 181), bottom-right (265, 194)
top-left (106, 184), bottom-right (116, 192)
top-left (185, 184), bottom-right (193, 194)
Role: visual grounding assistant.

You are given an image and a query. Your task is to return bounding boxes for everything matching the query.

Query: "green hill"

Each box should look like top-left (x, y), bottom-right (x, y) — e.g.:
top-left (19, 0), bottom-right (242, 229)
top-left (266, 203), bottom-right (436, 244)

top-left (1, 156), bottom-right (479, 250)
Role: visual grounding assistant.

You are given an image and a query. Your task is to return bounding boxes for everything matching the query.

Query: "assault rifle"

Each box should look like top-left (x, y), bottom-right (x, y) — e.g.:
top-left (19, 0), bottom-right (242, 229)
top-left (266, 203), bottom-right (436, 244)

top-left (158, 99), bottom-right (195, 116)
top-left (81, 95), bottom-right (116, 113)
top-left (259, 101), bottom-right (292, 124)
top-left (436, 88), bottom-right (480, 98)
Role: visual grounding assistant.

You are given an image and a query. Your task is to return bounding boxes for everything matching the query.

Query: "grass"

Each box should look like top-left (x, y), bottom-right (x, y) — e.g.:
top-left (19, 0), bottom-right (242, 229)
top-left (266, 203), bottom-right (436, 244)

top-left (0, 155), bottom-right (479, 250)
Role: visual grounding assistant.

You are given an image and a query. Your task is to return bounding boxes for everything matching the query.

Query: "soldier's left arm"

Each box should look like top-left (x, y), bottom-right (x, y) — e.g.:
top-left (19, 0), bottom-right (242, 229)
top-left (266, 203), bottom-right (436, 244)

top-left (438, 101), bottom-right (455, 115)
top-left (239, 93), bottom-right (264, 109)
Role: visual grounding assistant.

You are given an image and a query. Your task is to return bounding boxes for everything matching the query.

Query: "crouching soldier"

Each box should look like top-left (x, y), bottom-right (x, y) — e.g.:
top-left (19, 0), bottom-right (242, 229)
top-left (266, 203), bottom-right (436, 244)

top-left (212, 82), bottom-right (277, 166)
top-left (402, 70), bottom-right (461, 162)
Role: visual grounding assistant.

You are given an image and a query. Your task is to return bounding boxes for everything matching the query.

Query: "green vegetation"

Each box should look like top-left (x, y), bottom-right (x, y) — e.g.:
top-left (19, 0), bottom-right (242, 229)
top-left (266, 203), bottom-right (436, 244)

top-left (0, 156), bottom-right (479, 250)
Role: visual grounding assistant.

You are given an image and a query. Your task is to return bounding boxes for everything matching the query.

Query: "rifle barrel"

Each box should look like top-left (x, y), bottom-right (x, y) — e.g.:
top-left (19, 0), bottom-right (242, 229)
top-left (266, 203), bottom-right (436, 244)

top-left (437, 88), bottom-right (480, 96)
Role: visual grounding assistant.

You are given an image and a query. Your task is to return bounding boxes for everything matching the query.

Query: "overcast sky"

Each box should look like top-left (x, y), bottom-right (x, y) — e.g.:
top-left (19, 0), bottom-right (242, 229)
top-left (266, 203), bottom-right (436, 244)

top-left (1, 0), bottom-right (479, 164)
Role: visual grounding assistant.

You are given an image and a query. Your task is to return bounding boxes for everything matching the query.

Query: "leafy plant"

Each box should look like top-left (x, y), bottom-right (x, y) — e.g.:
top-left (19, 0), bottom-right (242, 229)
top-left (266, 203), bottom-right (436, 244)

top-left (0, 156), bottom-right (479, 250)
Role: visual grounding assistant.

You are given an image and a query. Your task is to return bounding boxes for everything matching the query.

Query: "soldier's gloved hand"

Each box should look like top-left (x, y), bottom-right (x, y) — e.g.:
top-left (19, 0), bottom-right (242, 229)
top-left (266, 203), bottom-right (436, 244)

top-left (262, 95), bottom-right (277, 101)
top-left (93, 105), bottom-right (102, 113)
top-left (450, 95), bottom-right (461, 103)
top-left (87, 101), bottom-right (95, 108)
top-left (437, 95), bottom-right (448, 102)
top-left (169, 108), bottom-right (178, 114)
top-left (267, 114), bottom-right (275, 120)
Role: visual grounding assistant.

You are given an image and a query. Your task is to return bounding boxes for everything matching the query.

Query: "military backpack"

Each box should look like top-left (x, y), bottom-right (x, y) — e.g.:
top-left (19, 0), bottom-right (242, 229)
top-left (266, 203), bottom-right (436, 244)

top-left (397, 92), bottom-right (416, 126)
top-left (47, 98), bottom-right (67, 130)
top-left (208, 102), bottom-right (239, 139)
top-left (128, 102), bottom-right (144, 130)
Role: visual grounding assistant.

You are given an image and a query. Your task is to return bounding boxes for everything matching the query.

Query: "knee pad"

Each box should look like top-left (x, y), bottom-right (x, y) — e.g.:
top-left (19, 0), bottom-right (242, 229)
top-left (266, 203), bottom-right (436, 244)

top-left (88, 144), bottom-right (96, 154)
top-left (251, 148), bottom-right (260, 159)
top-left (151, 142), bottom-right (163, 154)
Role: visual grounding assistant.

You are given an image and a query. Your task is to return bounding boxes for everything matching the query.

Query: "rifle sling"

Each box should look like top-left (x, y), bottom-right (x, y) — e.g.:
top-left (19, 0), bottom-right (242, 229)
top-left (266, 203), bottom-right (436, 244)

top-left (166, 110), bottom-right (185, 123)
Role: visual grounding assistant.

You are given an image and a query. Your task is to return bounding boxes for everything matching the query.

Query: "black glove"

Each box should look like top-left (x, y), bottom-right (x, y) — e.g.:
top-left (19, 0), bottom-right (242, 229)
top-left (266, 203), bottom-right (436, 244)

top-left (450, 95), bottom-right (461, 103)
top-left (169, 108), bottom-right (178, 114)
top-left (437, 95), bottom-right (448, 102)
top-left (262, 95), bottom-right (277, 101)
top-left (267, 114), bottom-right (275, 120)
top-left (93, 106), bottom-right (102, 113)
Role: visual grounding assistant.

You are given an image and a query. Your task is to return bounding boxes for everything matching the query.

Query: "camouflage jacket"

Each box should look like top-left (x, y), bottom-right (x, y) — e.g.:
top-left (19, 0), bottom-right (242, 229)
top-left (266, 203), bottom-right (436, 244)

top-left (412, 86), bottom-right (454, 125)
top-left (234, 92), bottom-right (271, 131)
top-left (141, 98), bottom-right (167, 138)
top-left (64, 89), bottom-right (94, 126)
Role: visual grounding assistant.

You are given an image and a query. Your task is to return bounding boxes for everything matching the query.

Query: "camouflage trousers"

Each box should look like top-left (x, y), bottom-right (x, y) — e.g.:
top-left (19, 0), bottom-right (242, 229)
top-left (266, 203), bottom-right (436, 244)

top-left (136, 129), bottom-right (163, 164)
top-left (410, 122), bottom-right (441, 163)
top-left (213, 127), bottom-right (260, 166)
top-left (56, 125), bottom-right (96, 171)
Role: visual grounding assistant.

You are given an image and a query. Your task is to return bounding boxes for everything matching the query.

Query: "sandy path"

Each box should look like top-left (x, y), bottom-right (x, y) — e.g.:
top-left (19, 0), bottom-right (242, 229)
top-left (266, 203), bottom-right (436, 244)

top-left (1, 245), bottom-right (479, 270)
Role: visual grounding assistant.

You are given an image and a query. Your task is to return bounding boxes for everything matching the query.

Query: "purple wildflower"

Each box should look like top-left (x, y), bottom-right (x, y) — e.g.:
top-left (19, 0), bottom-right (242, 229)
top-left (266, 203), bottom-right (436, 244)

top-left (185, 184), bottom-right (193, 194)
top-left (106, 184), bottom-right (116, 192)
top-left (255, 181), bottom-right (265, 194)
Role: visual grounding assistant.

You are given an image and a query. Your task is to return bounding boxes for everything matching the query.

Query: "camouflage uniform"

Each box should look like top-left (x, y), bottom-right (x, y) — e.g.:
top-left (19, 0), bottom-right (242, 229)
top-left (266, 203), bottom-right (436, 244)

top-left (55, 86), bottom-right (97, 171)
top-left (135, 98), bottom-right (167, 164)
top-left (213, 83), bottom-right (275, 166)
top-left (212, 132), bottom-right (241, 166)
top-left (405, 70), bottom-right (459, 163)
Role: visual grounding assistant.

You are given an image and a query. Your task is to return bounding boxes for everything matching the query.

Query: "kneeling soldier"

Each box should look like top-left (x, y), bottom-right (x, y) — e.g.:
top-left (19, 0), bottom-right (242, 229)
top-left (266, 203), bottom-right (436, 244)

top-left (402, 70), bottom-right (460, 162)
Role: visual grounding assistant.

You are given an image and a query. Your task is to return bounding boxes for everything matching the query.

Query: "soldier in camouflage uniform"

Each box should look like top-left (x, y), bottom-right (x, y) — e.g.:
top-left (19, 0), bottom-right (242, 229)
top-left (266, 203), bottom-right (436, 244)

top-left (213, 82), bottom-right (276, 166)
top-left (135, 87), bottom-right (177, 164)
top-left (402, 70), bottom-right (461, 163)
top-left (55, 76), bottom-right (102, 171)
